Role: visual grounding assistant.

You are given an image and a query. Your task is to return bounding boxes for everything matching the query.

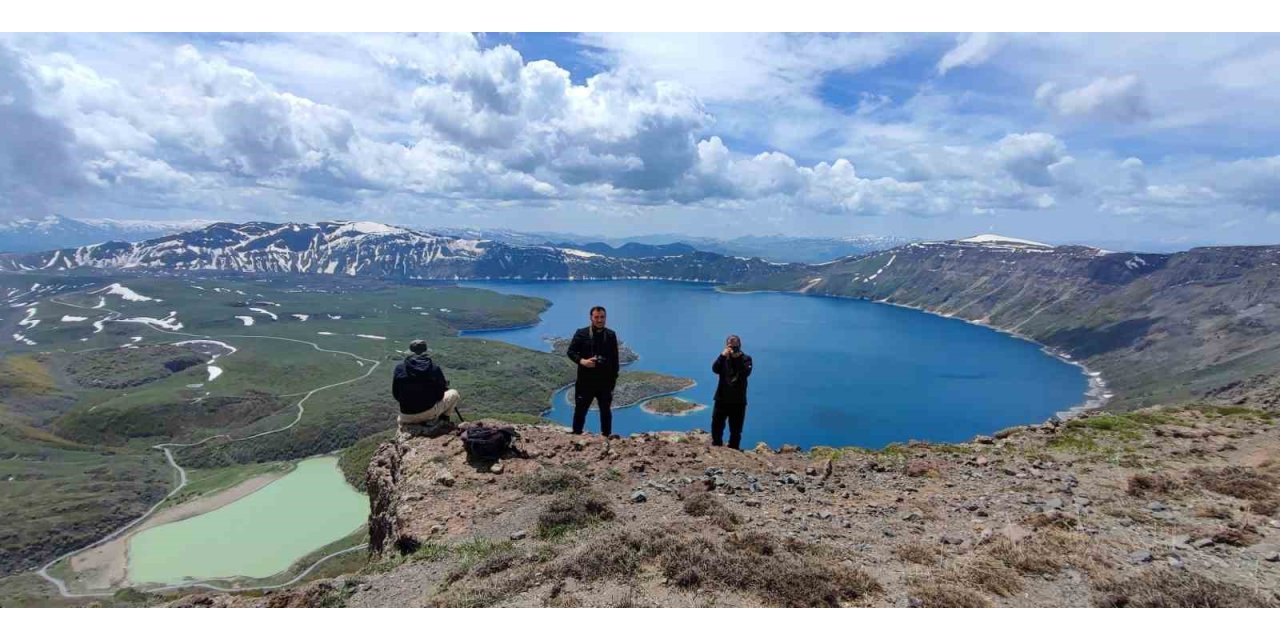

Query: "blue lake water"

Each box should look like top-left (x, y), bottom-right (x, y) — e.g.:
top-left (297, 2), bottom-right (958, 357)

top-left (463, 280), bottom-right (1088, 449)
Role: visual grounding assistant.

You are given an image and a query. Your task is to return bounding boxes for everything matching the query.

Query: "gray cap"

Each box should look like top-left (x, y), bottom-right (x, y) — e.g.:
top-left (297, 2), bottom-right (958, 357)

top-left (409, 339), bottom-right (427, 354)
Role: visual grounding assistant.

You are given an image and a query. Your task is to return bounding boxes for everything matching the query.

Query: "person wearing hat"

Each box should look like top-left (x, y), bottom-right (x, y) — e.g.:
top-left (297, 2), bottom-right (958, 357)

top-left (392, 339), bottom-right (460, 427)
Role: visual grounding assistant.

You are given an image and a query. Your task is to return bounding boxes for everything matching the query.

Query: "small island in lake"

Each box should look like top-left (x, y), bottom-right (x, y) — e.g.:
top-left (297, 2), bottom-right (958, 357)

top-left (641, 396), bottom-right (706, 416)
top-left (547, 336), bottom-right (640, 364)
top-left (566, 371), bottom-right (694, 409)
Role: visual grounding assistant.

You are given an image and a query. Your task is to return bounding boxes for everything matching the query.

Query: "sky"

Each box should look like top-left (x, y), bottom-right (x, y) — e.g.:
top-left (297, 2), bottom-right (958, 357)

top-left (1, 32), bottom-right (1279, 247)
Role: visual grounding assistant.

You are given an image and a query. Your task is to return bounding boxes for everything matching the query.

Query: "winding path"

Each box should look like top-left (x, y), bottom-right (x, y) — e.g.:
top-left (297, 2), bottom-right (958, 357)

top-left (36, 294), bottom-right (381, 598)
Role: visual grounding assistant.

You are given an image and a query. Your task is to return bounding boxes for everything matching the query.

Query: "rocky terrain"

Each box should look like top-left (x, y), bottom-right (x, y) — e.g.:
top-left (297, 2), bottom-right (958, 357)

top-left (167, 404), bottom-right (1280, 608)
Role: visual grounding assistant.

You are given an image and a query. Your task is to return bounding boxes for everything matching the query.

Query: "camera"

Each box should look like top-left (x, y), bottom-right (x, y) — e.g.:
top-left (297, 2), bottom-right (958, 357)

top-left (593, 355), bottom-right (608, 364)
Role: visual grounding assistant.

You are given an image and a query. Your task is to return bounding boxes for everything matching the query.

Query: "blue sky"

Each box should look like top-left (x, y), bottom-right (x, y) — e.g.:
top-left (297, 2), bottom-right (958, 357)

top-left (1, 32), bottom-right (1279, 248)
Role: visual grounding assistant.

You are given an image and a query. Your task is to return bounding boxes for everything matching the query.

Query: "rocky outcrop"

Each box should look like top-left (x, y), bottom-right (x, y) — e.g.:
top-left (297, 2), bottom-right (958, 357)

top-left (337, 407), bottom-right (1280, 607)
top-left (366, 440), bottom-right (407, 558)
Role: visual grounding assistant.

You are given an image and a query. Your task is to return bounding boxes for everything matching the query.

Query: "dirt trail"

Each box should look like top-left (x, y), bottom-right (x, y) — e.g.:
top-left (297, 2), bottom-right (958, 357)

top-left (37, 293), bottom-right (379, 598)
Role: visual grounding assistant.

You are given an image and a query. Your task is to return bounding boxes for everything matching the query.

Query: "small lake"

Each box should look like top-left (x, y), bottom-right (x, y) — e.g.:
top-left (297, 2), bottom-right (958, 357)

top-left (128, 457), bottom-right (366, 585)
top-left (464, 280), bottom-right (1088, 449)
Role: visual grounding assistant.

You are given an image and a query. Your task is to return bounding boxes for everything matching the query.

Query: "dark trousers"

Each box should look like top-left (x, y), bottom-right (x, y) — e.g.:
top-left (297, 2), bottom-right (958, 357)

top-left (711, 402), bottom-right (747, 449)
top-left (571, 384), bottom-right (613, 436)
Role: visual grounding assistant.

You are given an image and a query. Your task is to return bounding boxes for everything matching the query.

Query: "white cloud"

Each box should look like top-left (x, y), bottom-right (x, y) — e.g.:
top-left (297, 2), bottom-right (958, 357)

top-left (3, 33), bottom-right (1280, 245)
top-left (1120, 157), bottom-right (1147, 192)
top-left (1035, 75), bottom-right (1151, 122)
top-left (993, 133), bottom-right (1070, 188)
top-left (579, 33), bottom-right (906, 104)
top-left (1212, 156), bottom-right (1280, 211)
top-left (936, 33), bottom-right (1002, 76)
top-left (0, 44), bottom-right (87, 214)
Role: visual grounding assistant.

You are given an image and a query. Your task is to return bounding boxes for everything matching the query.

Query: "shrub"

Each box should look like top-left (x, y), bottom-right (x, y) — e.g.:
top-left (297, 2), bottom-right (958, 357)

top-left (893, 543), bottom-right (940, 566)
top-left (1191, 466), bottom-right (1277, 500)
top-left (1127, 472), bottom-right (1180, 497)
top-left (511, 468), bottom-right (588, 495)
top-left (1094, 568), bottom-right (1278, 607)
top-left (536, 491), bottom-right (615, 538)
top-left (909, 583), bottom-right (990, 608)
top-left (682, 492), bottom-right (742, 531)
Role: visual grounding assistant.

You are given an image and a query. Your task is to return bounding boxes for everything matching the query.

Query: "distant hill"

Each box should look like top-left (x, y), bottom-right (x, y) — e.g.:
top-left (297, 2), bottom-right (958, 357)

top-left (731, 236), bottom-right (1280, 410)
top-left (2, 220), bottom-right (788, 284)
top-left (551, 241), bottom-right (700, 260)
top-left (421, 227), bottom-right (916, 264)
top-left (0, 215), bottom-right (213, 253)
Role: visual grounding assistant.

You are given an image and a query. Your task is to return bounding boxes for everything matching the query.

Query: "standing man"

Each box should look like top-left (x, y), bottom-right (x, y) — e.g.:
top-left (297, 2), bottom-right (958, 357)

top-left (711, 334), bottom-right (753, 450)
top-left (566, 306), bottom-right (620, 436)
top-left (392, 339), bottom-right (460, 430)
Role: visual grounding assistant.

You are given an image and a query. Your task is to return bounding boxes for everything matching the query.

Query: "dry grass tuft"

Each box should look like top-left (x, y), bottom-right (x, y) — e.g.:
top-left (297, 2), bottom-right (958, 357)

top-left (537, 491), bottom-right (616, 539)
top-left (982, 529), bottom-right (1087, 576)
top-left (511, 468), bottom-right (589, 495)
top-left (1127, 472), bottom-right (1181, 497)
top-left (1194, 504), bottom-right (1235, 520)
top-left (1022, 510), bottom-right (1079, 531)
top-left (682, 492), bottom-right (742, 531)
top-left (1190, 466), bottom-right (1277, 501)
top-left (955, 556), bottom-right (1023, 597)
top-left (909, 582), bottom-right (991, 608)
top-left (559, 526), bottom-right (878, 607)
top-left (1249, 498), bottom-right (1279, 516)
top-left (1190, 523), bottom-right (1262, 547)
top-left (657, 535), bottom-right (880, 607)
top-left (894, 542), bottom-right (941, 566)
top-left (1093, 568), bottom-right (1278, 607)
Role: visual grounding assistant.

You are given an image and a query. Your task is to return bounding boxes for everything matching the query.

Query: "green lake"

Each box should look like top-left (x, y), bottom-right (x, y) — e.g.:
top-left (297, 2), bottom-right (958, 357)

top-left (128, 456), bottom-right (367, 585)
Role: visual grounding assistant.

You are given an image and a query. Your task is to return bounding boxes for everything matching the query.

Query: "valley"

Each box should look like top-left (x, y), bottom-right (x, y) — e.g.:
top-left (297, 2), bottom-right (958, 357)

top-left (3, 222), bottom-right (1280, 607)
top-left (0, 270), bottom-right (584, 597)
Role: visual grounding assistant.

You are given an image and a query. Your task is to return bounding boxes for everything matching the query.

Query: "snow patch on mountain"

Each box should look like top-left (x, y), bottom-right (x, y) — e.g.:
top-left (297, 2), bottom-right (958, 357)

top-left (957, 234), bottom-right (1053, 248)
top-left (97, 283), bottom-right (156, 302)
top-left (117, 311), bottom-right (183, 331)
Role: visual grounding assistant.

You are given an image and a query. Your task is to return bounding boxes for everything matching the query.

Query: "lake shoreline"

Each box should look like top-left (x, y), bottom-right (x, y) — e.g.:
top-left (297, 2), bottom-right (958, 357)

top-left (717, 283), bottom-right (1109, 420)
top-left (468, 280), bottom-right (1091, 448)
top-left (64, 469), bottom-right (288, 592)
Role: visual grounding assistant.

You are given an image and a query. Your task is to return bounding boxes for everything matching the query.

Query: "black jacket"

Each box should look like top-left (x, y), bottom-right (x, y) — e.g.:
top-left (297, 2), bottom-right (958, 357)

top-left (566, 326), bottom-right (620, 389)
top-left (392, 354), bottom-right (449, 414)
top-left (712, 352), bottom-right (753, 405)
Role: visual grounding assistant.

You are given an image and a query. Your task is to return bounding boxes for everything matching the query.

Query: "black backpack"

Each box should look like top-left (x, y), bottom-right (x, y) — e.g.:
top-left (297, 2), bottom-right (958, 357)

top-left (460, 424), bottom-right (517, 460)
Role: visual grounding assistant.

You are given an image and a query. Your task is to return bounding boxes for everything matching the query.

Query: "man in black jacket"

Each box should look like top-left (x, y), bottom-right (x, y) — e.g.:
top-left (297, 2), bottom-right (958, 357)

top-left (711, 334), bottom-right (753, 449)
top-left (566, 305), bottom-right (620, 436)
top-left (392, 339), bottom-right (460, 428)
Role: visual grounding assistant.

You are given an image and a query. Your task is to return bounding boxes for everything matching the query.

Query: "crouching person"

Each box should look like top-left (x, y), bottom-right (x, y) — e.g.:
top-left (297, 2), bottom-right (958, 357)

top-left (393, 339), bottom-right (460, 435)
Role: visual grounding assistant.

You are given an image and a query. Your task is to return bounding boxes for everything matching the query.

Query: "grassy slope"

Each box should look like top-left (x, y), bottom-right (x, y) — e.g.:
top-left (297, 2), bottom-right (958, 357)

top-left (0, 272), bottom-right (572, 580)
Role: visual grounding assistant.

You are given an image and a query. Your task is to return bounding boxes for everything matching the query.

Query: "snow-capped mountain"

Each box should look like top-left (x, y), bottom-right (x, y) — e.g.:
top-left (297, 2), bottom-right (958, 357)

top-left (420, 228), bottom-right (918, 264)
top-left (1, 220), bottom-right (790, 283)
top-left (0, 215), bottom-right (215, 253)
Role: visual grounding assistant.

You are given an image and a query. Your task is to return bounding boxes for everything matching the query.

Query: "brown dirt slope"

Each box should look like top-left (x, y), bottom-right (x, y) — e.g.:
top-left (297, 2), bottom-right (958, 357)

top-left (167, 405), bottom-right (1280, 608)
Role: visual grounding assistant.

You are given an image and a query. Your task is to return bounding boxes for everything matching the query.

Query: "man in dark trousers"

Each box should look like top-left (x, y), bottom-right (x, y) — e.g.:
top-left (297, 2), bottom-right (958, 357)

top-left (711, 334), bottom-right (753, 449)
top-left (566, 305), bottom-right (620, 436)
top-left (392, 339), bottom-right (460, 430)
